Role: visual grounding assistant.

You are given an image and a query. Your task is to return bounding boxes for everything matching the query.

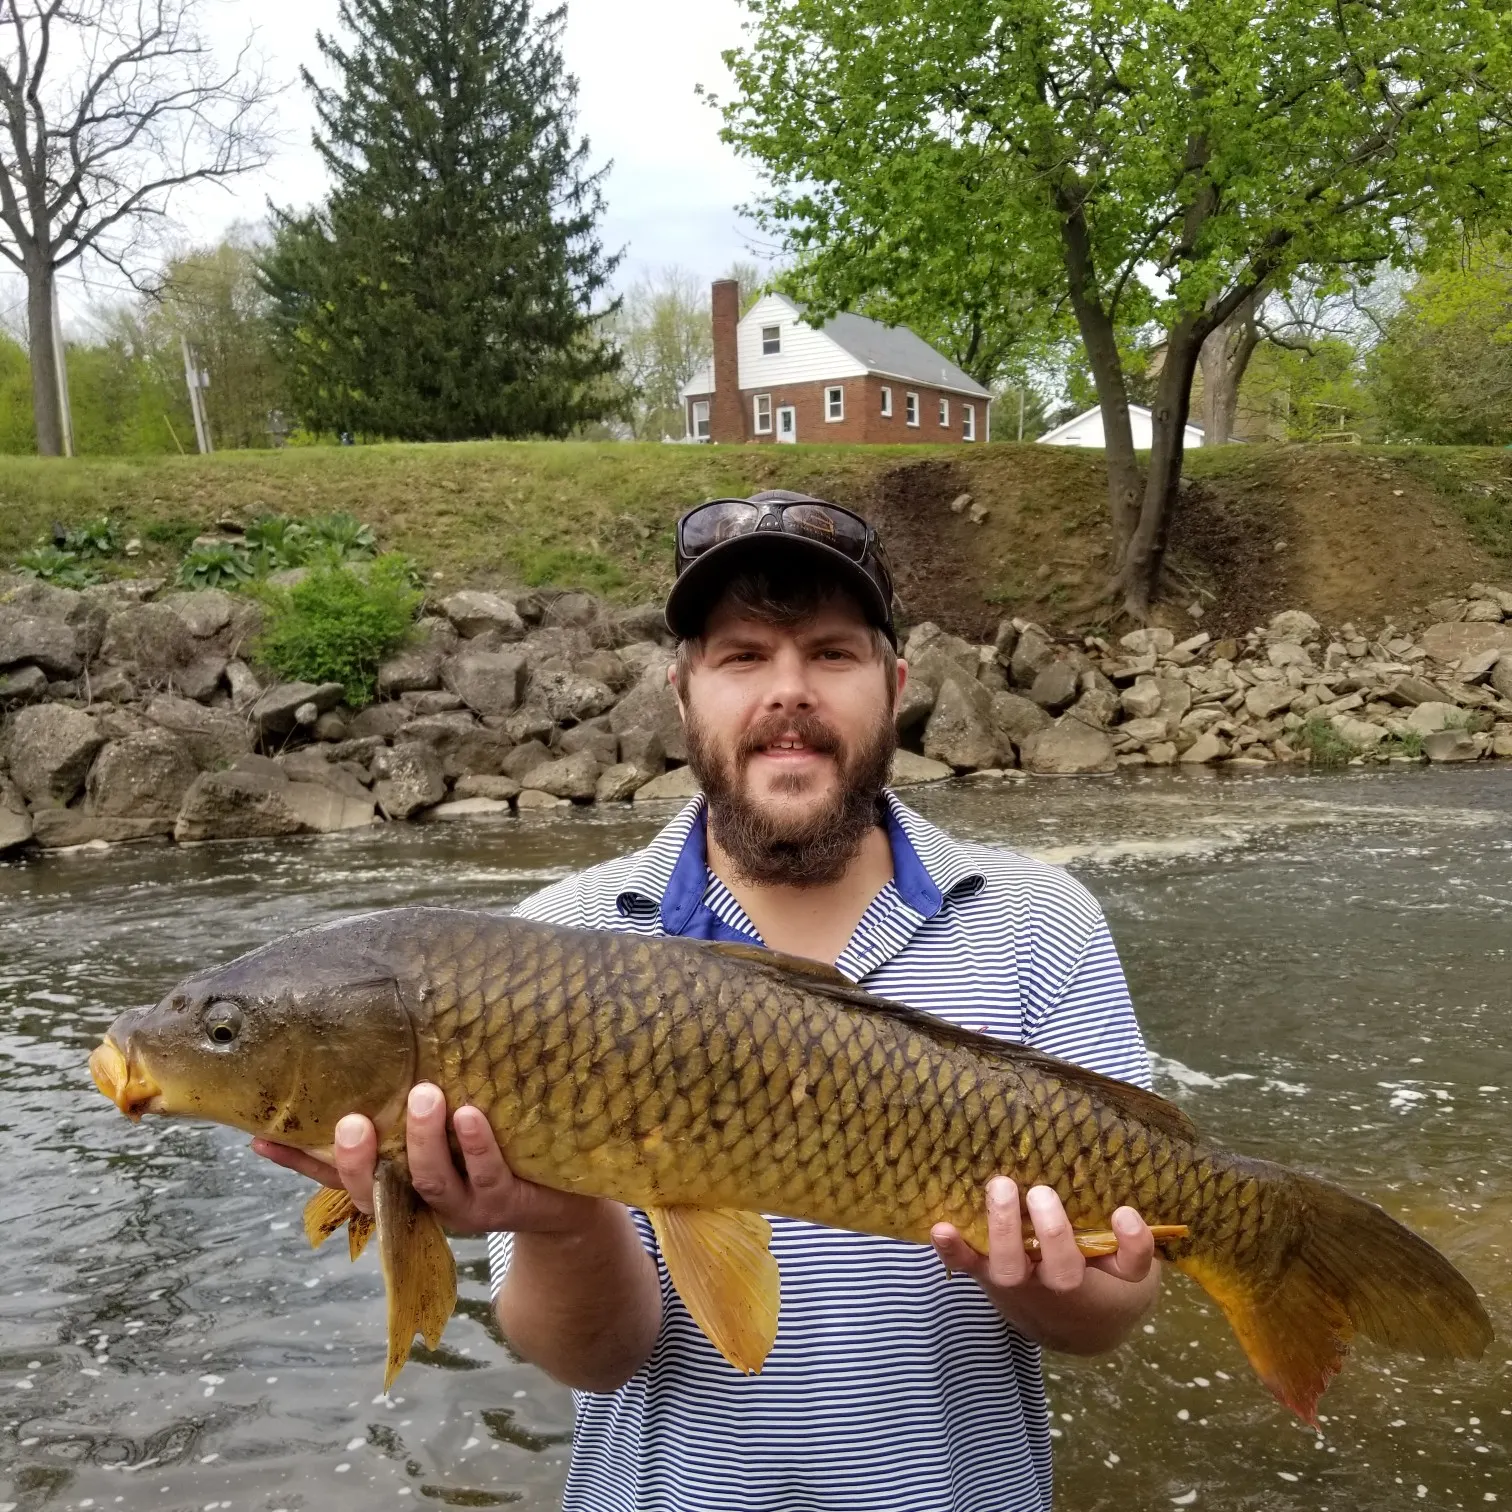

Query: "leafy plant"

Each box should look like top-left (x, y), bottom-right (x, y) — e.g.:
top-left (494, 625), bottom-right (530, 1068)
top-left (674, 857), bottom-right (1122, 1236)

top-left (144, 518), bottom-right (205, 554)
top-left (1379, 729), bottom-right (1425, 759)
top-left (253, 554), bottom-right (421, 706)
top-left (304, 512), bottom-right (377, 560)
top-left (177, 541), bottom-right (256, 590)
top-left (62, 516), bottom-right (122, 559)
top-left (243, 513), bottom-right (312, 572)
top-left (17, 544), bottom-right (94, 587)
top-left (1297, 717), bottom-right (1358, 768)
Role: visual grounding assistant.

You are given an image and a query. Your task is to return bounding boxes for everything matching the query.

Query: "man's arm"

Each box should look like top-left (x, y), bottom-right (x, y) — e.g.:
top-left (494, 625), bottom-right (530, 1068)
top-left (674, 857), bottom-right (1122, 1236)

top-left (931, 1177), bottom-right (1160, 1355)
top-left (253, 1082), bottom-right (662, 1392)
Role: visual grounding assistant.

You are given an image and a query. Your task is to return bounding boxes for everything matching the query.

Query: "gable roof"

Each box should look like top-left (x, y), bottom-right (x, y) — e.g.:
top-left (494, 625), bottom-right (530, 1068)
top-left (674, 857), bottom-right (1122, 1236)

top-left (1036, 403), bottom-right (1204, 446)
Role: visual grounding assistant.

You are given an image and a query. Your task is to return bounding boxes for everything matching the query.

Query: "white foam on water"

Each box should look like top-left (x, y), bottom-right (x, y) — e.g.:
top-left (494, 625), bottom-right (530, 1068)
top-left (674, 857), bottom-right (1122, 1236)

top-left (1152, 1053), bottom-right (1258, 1092)
top-left (1020, 835), bottom-right (1246, 867)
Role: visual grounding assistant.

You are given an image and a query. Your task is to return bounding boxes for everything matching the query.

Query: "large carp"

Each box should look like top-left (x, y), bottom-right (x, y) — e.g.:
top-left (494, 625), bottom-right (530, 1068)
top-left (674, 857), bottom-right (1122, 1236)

top-left (89, 907), bottom-right (1491, 1420)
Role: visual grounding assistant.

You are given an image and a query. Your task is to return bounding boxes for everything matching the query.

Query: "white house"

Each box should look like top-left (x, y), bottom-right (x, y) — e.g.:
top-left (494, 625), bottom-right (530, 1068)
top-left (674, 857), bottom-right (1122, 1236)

top-left (1037, 404), bottom-right (1205, 451)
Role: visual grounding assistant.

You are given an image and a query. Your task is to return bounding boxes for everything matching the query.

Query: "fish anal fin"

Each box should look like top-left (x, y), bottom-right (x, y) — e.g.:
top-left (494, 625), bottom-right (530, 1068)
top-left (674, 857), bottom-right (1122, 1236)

top-left (374, 1161), bottom-right (458, 1392)
top-left (648, 1205), bottom-right (780, 1375)
top-left (349, 1209), bottom-right (374, 1261)
top-left (304, 1185), bottom-right (356, 1249)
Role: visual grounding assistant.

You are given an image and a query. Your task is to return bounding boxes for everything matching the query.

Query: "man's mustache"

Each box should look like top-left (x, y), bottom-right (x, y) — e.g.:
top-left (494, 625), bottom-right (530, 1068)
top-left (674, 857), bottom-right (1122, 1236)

top-left (736, 713), bottom-right (843, 762)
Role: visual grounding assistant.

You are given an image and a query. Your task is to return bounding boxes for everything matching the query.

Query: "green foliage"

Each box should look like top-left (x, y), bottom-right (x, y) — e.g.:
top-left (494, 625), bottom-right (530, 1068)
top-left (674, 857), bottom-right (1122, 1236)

top-left (518, 546), bottom-right (625, 594)
top-left (1379, 729), bottom-right (1425, 759)
top-left (253, 555), bottom-right (421, 706)
top-left (1368, 244), bottom-right (1512, 445)
top-left (1298, 717), bottom-right (1358, 767)
top-left (612, 268), bottom-right (712, 440)
top-left (143, 518), bottom-right (205, 553)
top-left (260, 0), bottom-right (622, 442)
top-left (176, 541), bottom-right (256, 590)
top-left (1244, 338), bottom-right (1375, 441)
top-left (62, 516), bottom-right (122, 559)
top-left (304, 511), bottom-right (377, 561)
top-left (17, 544), bottom-right (95, 587)
top-left (243, 514), bottom-right (312, 572)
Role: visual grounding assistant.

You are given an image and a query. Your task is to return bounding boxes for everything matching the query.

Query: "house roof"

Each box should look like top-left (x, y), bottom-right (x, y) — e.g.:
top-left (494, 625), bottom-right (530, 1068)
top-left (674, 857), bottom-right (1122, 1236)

top-left (678, 295), bottom-right (993, 400)
top-left (1036, 403), bottom-right (1204, 445)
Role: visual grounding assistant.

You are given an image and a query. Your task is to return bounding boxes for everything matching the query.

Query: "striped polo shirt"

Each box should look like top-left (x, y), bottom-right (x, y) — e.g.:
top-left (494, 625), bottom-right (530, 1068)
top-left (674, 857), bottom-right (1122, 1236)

top-left (488, 793), bottom-right (1150, 1512)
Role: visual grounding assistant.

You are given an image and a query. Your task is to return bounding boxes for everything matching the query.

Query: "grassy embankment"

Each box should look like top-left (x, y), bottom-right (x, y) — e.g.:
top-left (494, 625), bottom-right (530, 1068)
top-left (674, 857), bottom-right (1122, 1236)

top-left (2, 440), bottom-right (1510, 639)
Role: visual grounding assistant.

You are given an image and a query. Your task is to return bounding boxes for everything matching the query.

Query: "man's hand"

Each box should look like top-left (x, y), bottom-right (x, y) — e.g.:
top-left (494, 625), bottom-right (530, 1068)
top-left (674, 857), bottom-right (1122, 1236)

top-left (930, 1177), bottom-right (1160, 1355)
top-left (251, 1082), bottom-right (602, 1238)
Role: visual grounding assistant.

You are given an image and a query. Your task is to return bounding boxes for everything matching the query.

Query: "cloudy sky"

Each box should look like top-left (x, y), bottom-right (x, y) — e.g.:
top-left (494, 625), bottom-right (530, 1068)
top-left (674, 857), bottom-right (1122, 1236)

top-left (48, 0), bottom-right (768, 320)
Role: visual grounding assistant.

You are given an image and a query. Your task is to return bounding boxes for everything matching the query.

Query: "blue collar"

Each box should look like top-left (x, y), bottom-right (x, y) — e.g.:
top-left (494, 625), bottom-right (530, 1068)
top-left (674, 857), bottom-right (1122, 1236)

top-left (615, 792), bottom-right (984, 938)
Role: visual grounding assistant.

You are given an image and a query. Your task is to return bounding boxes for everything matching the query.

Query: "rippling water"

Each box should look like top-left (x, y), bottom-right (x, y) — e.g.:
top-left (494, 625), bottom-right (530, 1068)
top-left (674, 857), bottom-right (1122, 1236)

top-left (1, 768), bottom-right (1508, 1511)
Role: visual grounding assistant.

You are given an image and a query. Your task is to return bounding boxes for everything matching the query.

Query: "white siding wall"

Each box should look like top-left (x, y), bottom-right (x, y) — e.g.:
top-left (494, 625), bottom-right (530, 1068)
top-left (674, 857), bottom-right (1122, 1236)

top-left (1039, 405), bottom-right (1203, 450)
top-left (737, 294), bottom-right (866, 389)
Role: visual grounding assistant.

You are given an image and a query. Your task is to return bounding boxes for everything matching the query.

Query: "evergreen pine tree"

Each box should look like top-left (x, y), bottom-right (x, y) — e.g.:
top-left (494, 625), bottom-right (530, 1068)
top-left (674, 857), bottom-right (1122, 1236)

top-left (262, 0), bottom-right (622, 440)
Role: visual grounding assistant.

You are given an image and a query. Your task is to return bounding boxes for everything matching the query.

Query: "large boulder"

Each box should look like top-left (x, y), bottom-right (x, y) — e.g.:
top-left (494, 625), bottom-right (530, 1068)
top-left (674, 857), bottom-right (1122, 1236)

top-left (372, 741), bottom-right (446, 819)
top-left (609, 674), bottom-right (686, 764)
top-left (1423, 730), bottom-right (1480, 763)
top-left (453, 773), bottom-right (521, 802)
top-left (894, 676), bottom-right (936, 736)
top-left (632, 766), bottom-right (702, 803)
top-left (1265, 610), bottom-right (1321, 644)
top-left (397, 712), bottom-right (511, 780)
top-left (1118, 627), bottom-right (1175, 657)
top-left (347, 701), bottom-right (411, 740)
top-left (86, 729), bottom-right (198, 818)
top-left (1492, 654), bottom-right (1512, 704)
top-left (378, 647), bottom-right (445, 697)
top-left (530, 669), bottom-right (616, 725)
top-left (249, 680), bottom-right (345, 737)
top-left (1419, 622), bottom-right (1512, 666)
top-left (1380, 675), bottom-right (1447, 708)
top-left (99, 603), bottom-right (198, 684)
top-left (1406, 701), bottom-right (1463, 735)
top-left (922, 677), bottom-right (999, 771)
top-left (559, 723), bottom-right (619, 765)
top-left (444, 648), bottom-right (527, 716)
top-left (164, 589), bottom-right (236, 640)
top-left (31, 809), bottom-right (174, 848)
top-left (903, 622), bottom-right (979, 678)
top-left (519, 750), bottom-right (602, 801)
top-left (171, 653), bottom-right (228, 704)
top-left (612, 603), bottom-right (675, 647)
top-left (174, 760), bottom-right (374, 842)
top-left (1019, 719), bottom-right (1117, 776)
top-left (0, 774), bottom-right (32, 853)
top-left (5, 705), bottom-right (105, 804)
top-left (440, 591), bottom-right (526, 641)
top-left (1120, 678), bottom-right (1164, 720)
top-left (1028, 660), bottom-right (1080, 713)
top-left (144, 694), bottom-right (253, 769)
top-left (1009, 624), bottom-right (1058, 688)
top-left (0, 665), bottom-right (49, 708)
top-left (1245, 683), bottom-right (1297, 721)
top-left (0, 608), bottom-right (82, 679)
top-left (276, 748), bottom-right (373, 802)
top-left (889, 751), bottom-right (954, 787)
top-left (990, 690), bottom-right (1052, 748)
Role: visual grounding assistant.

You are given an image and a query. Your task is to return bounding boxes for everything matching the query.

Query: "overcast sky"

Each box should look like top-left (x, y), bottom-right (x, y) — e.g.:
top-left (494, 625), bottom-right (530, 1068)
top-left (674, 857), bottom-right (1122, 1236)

top-left (47, 0), bottom-right (767, 322)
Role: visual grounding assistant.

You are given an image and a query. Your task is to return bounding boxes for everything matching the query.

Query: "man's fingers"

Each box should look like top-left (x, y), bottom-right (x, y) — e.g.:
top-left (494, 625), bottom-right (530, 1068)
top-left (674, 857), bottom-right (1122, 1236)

top-left (984, 1177), bottom-right (1032, 1289)
top-left (1025, 1185), bottom-right (1084, 1293)
top-left (404, 1083), bottom-right (467, 1213)
top-left (332, 1113), bottom-right (379, 1215)
top-left (929, 1223), bottom-right (984, 1279)
top-left (1094, 1206), bottom-right (1156, 1283)
top-left (252, 1138), bottom-right (340, 1189)
top-left (453, 1105), bottom-right (510, 1196)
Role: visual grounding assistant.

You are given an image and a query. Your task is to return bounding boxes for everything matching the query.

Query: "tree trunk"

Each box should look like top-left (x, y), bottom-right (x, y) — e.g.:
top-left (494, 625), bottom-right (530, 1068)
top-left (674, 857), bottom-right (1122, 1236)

top-left (1116, 318), bottom-right (1204, 621)
top-left (1059, 207), bottom-right (1141, 562)
top-left (25, 258), bottom-right (63, 457)
top-left (1198, 289), bottom-right (1261, 446)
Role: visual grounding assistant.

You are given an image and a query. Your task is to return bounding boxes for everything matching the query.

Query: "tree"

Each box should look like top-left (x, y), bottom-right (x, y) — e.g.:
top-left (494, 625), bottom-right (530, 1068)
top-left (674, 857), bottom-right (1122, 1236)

top-left (0, 0), bottom-right (274, 455)
top-left (261, 0), bottom-right (621, 441)
top-left (613, 267), bottom-right (713, 439)
top-left (1368, 244), bottom-right (1512, 445)
top-left (721, 0), bottom-right (1512, 618)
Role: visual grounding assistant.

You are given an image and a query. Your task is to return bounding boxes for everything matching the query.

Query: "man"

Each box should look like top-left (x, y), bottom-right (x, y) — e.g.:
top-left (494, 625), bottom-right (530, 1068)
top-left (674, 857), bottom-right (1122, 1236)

top-left (257, 491), bottom-right (1159, 1511)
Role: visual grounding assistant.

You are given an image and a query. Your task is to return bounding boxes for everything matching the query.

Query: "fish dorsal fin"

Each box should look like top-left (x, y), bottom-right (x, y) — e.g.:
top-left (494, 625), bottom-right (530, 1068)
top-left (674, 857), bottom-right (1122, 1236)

top-left (647, 1205), bottom-right (780, 1375)
top-left (702, 939), bottom-right (1196, 1146)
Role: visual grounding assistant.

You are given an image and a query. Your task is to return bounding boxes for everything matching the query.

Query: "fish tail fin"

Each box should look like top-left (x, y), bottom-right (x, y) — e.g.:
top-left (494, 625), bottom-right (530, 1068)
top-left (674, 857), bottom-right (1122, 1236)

top-left (373, 1161), bottom-right (457, 1392)
top-left (1176, 1161), bottom-right (1492, 1425)
top-left (302, 1184), bottom-right (375, 1260)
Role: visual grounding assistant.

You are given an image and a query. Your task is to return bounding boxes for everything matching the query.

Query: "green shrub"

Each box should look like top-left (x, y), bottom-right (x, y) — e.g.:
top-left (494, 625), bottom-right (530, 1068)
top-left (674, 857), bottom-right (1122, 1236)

top-left (177, 541), bottom-right (256, 590)
top-left (518, 546), bottom-right (625, 594)
top-left (17, 544), bottom-right (95, 587)
top-left (304, 512), bottom-right (377, 561)
top-left (1379, 728), bottom-right (1425, 759)
top-left (62, 516), bottom-right (122, 559)
top-left (1298, 716), bottom-right (1358, 767)
top-left (143, 518), bottom-right (205, 554)
top-left (253, 554), bottom-right (420, 706)
top-left (243, 514), bottom-right (312, 572)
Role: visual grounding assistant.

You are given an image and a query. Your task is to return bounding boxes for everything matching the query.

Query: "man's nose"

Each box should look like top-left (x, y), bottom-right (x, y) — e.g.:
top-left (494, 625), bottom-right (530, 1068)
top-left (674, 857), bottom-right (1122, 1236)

top-left (763, 647), bottom-right (816, 708)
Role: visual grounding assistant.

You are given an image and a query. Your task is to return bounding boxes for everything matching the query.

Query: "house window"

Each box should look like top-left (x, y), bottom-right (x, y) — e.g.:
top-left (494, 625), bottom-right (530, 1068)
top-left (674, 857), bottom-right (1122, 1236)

top-left (963, 404), bottom-right (976, 441)
top-left (691, 400), bottom-right (710, 440)
top-left (905, 392), bottom-right (919, 427)
top-left (880, 386), bottom-right (892, 417)
top-left (761, 326), bottom-right (781, 356)
top-left (825, 386), bottom-right (844, 422)
top-left (939, 397), bottom-right (950, 427)
top-left (754, 394), bottom-right (772, 434)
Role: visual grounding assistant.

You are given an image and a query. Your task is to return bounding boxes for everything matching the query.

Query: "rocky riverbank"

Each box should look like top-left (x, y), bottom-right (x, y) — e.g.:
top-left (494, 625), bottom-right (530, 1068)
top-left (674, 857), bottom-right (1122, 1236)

top-left (3, 572), bottom-right (1512, 856)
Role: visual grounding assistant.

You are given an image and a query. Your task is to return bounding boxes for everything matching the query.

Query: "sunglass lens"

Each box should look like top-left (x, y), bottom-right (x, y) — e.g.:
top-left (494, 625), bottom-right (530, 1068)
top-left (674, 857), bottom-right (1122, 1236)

top-left (681, 501), bottom-right (759, 555)
top-left (785, 504), bottom-right (868, 557)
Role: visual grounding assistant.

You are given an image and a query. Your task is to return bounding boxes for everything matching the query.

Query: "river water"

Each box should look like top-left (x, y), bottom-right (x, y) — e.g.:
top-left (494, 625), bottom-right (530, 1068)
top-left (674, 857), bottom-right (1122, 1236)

top-left (1, 769), bottom-right (1509, 1512)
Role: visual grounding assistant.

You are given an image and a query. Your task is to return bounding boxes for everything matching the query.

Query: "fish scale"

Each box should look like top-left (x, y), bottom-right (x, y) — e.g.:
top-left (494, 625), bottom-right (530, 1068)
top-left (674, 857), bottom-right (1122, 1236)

top-left (89, 906), bottom-right (1492, 1419)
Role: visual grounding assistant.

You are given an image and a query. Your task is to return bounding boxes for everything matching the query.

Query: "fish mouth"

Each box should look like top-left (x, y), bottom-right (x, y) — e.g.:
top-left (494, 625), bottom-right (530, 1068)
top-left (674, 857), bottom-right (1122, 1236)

top-left (89, 1039), bottom-right (162, 1121)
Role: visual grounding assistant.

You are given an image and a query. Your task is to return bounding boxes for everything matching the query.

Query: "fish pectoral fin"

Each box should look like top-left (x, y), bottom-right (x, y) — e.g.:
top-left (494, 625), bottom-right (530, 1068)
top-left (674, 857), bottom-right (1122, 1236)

top-left (374, 1161), bottom-right (458, 1392)
top-left (647, 1205), bottom-right (780, 1376)
top-left (304, 1185), bottom-right (356, 1249)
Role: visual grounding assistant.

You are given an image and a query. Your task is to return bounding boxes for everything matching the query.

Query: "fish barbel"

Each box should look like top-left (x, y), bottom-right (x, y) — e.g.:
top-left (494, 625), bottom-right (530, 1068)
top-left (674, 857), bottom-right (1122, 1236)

top-left (88, 907), bottom-right (1491, 1420)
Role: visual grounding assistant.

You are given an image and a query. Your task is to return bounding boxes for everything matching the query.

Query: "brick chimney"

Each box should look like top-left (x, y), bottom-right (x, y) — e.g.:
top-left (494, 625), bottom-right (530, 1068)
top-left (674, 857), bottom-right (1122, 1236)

top-left (710, 279), bottom-right (743, 443)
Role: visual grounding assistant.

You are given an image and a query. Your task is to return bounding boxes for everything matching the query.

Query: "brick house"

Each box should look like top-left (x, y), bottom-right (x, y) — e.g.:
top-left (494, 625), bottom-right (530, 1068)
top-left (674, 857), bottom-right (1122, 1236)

top-left (679, 281), bottom-right (992, 445)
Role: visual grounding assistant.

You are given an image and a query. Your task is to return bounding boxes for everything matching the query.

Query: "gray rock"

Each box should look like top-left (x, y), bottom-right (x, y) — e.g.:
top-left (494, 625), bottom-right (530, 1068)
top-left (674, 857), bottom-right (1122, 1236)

top-left (609, 675), bottom-right (687, 764)
top-left (100, 603), bottom-right (198, 684)
top-left (400, 690), bottom-right (466, 715)
top-left (632, 766), bottom-right (702, 803)
top-left (397, 713), bottom-right (511, 780)
top-left (453, 773), bottom-right (521, 802)
top-left (1009, 623), bottom-right (1058, 688)
top-left (87, 729), bottom-right (198, 818)
top-left (559, 724), bottom-right (619, 764)
top-left (990, 690), bottom-right (1052, 747)
top-left (1118, 627), bottom-right (1175, 657)
top-left (225, 659), bottom-right (261, 711)
top-left (0, 609), bottom-right (82, 678)
top-left (903, 622), bottom-right (978, 678)
top-left (0, 664), bottom-right (49, 707)
top-left (1266, 610), bottom-right (1321, 644)
top-left (173, 768), bottom-right (307, 843)
top-left (1019, 720), bottom-right (1117, 776)
top-left (1423, 730), bottom-right (1480, 763)
top-left (519, 625), bottom-right (597, 676)
top-left (1463, 598), bottom-right (1506, 623)
top-left (1406, 701), bottom-right (1462, 735)
top-left (578, 649), bottom-right (633, 693)
top-left (165, 589), bottom-right (236, 639)
top-left (280, 781), bottom-right (377, 833)
top-left (378, 647), bottom-right (444, 696)
top-left (143, 694), bottom-right (254, 769)
top-left (0, 775), bottom-right (32, 853)
top-left (86, 665), bottom-right (136, 705)
top-left (1155, 676), bottom-right (1192, 724)
top-left (276, 748), bottom-right (372, 801)
top-left (171, 653), bottom-right (228, 703)
top-left (889, 751), bottom-right (954, 787)
top-left (1419, 622), bottom-right (1512, 665)
top-left (1380, 675), bottom-right (1446, 707)
top-left (516, 787), bottom-right (571, 811)
top-left (1121, 678), bottom-right (1164, 720)
top-left (612, 603), bottom-right (675, 647)
top-left (500, 739), bottom-right (553, 781)
top-left (501, 706), bottom-right (558, 745)
top-left (1029, 660), bottom-right (1080, 713)
top-left (313, 711), bottom-right (349, 742)
top-left (894, 676), bottom-right (936, 735)
top-left (923, 677), bottom-right (1000, 771)
top-left (32, 809), bottom-right (174, 848)
top-left (992, 619), bottom-right (1019, 666)
top-left (520, 750), bottom-right (602, 801)
top-left (347, 702), bottom-right (412, 740)
top-left (1067, 688), bottom-right (1119, 729)
top-left (1491, 654), bottom-right (1512, 704)
top-left (5, 705), bottom-right (105, 804)
top-left (1331, 715), bottom-right (1388, 751)
top-left (1245, 683), bottom-right (1297, 721)
top-left (530, 668), bottom-right (616, 724)
top-left (1178, 729), bottom-right (1227, 764)
top-left (372, 741), bottom-right (446, 819)
top-left (595, 763), bottom-right (645, 803)
top-left (249, 680), bottom-right (345, 736)
top-left (441, 590), bottom-right (525, 640)
top-left (419, 796), bottom-right (515, 821)
top-left (444, 648), bottom-right (527, 716)
top-left (1118, 717), bottom-right (1170, 747)
top-left (542, 591), bottom-right (603, 629)
top-left (616, 727), bottom-right (666, 774)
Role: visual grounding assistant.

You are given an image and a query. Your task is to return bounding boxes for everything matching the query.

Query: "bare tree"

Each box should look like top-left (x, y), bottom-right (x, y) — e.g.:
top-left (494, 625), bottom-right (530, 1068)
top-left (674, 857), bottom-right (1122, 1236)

top-left (0, 0), bottom-right (275, 454)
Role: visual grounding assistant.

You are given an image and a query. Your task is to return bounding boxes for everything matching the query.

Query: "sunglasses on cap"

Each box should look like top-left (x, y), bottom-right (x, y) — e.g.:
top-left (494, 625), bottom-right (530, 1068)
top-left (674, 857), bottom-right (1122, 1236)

top-left (674, 496), bottom-right (895, 602)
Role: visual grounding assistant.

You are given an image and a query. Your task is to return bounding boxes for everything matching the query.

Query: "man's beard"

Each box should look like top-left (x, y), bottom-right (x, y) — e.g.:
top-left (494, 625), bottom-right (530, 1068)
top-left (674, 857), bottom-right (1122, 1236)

top-left (685, 705), bottom-right (896, 887)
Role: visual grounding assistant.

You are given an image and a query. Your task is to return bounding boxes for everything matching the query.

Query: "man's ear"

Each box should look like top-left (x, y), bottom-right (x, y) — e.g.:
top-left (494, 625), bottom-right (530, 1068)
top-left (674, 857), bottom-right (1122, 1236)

top-left (895, 658), bottom-right (909, 701)
top-left (667, 660), bottom-right (687, 720)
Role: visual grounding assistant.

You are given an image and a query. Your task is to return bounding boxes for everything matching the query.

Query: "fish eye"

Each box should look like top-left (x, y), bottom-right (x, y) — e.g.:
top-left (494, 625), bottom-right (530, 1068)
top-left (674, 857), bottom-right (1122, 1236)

top-left (204, 1002), bottom-right (243, 1047)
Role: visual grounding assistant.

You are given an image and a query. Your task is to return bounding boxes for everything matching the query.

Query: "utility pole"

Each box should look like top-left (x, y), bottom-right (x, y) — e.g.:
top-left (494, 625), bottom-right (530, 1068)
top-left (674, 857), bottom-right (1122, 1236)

top-left (50, 287), bottom-right (74, 458)
top-left (1017, 386), bottom-right (1025, 442)
top-left (180, 334), bottom-right (212, 453)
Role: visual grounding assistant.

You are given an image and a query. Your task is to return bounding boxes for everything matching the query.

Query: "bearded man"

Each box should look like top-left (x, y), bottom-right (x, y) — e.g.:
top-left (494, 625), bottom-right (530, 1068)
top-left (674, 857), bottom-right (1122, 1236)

top-left (257, 492), bottom-right (1160, 1512)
